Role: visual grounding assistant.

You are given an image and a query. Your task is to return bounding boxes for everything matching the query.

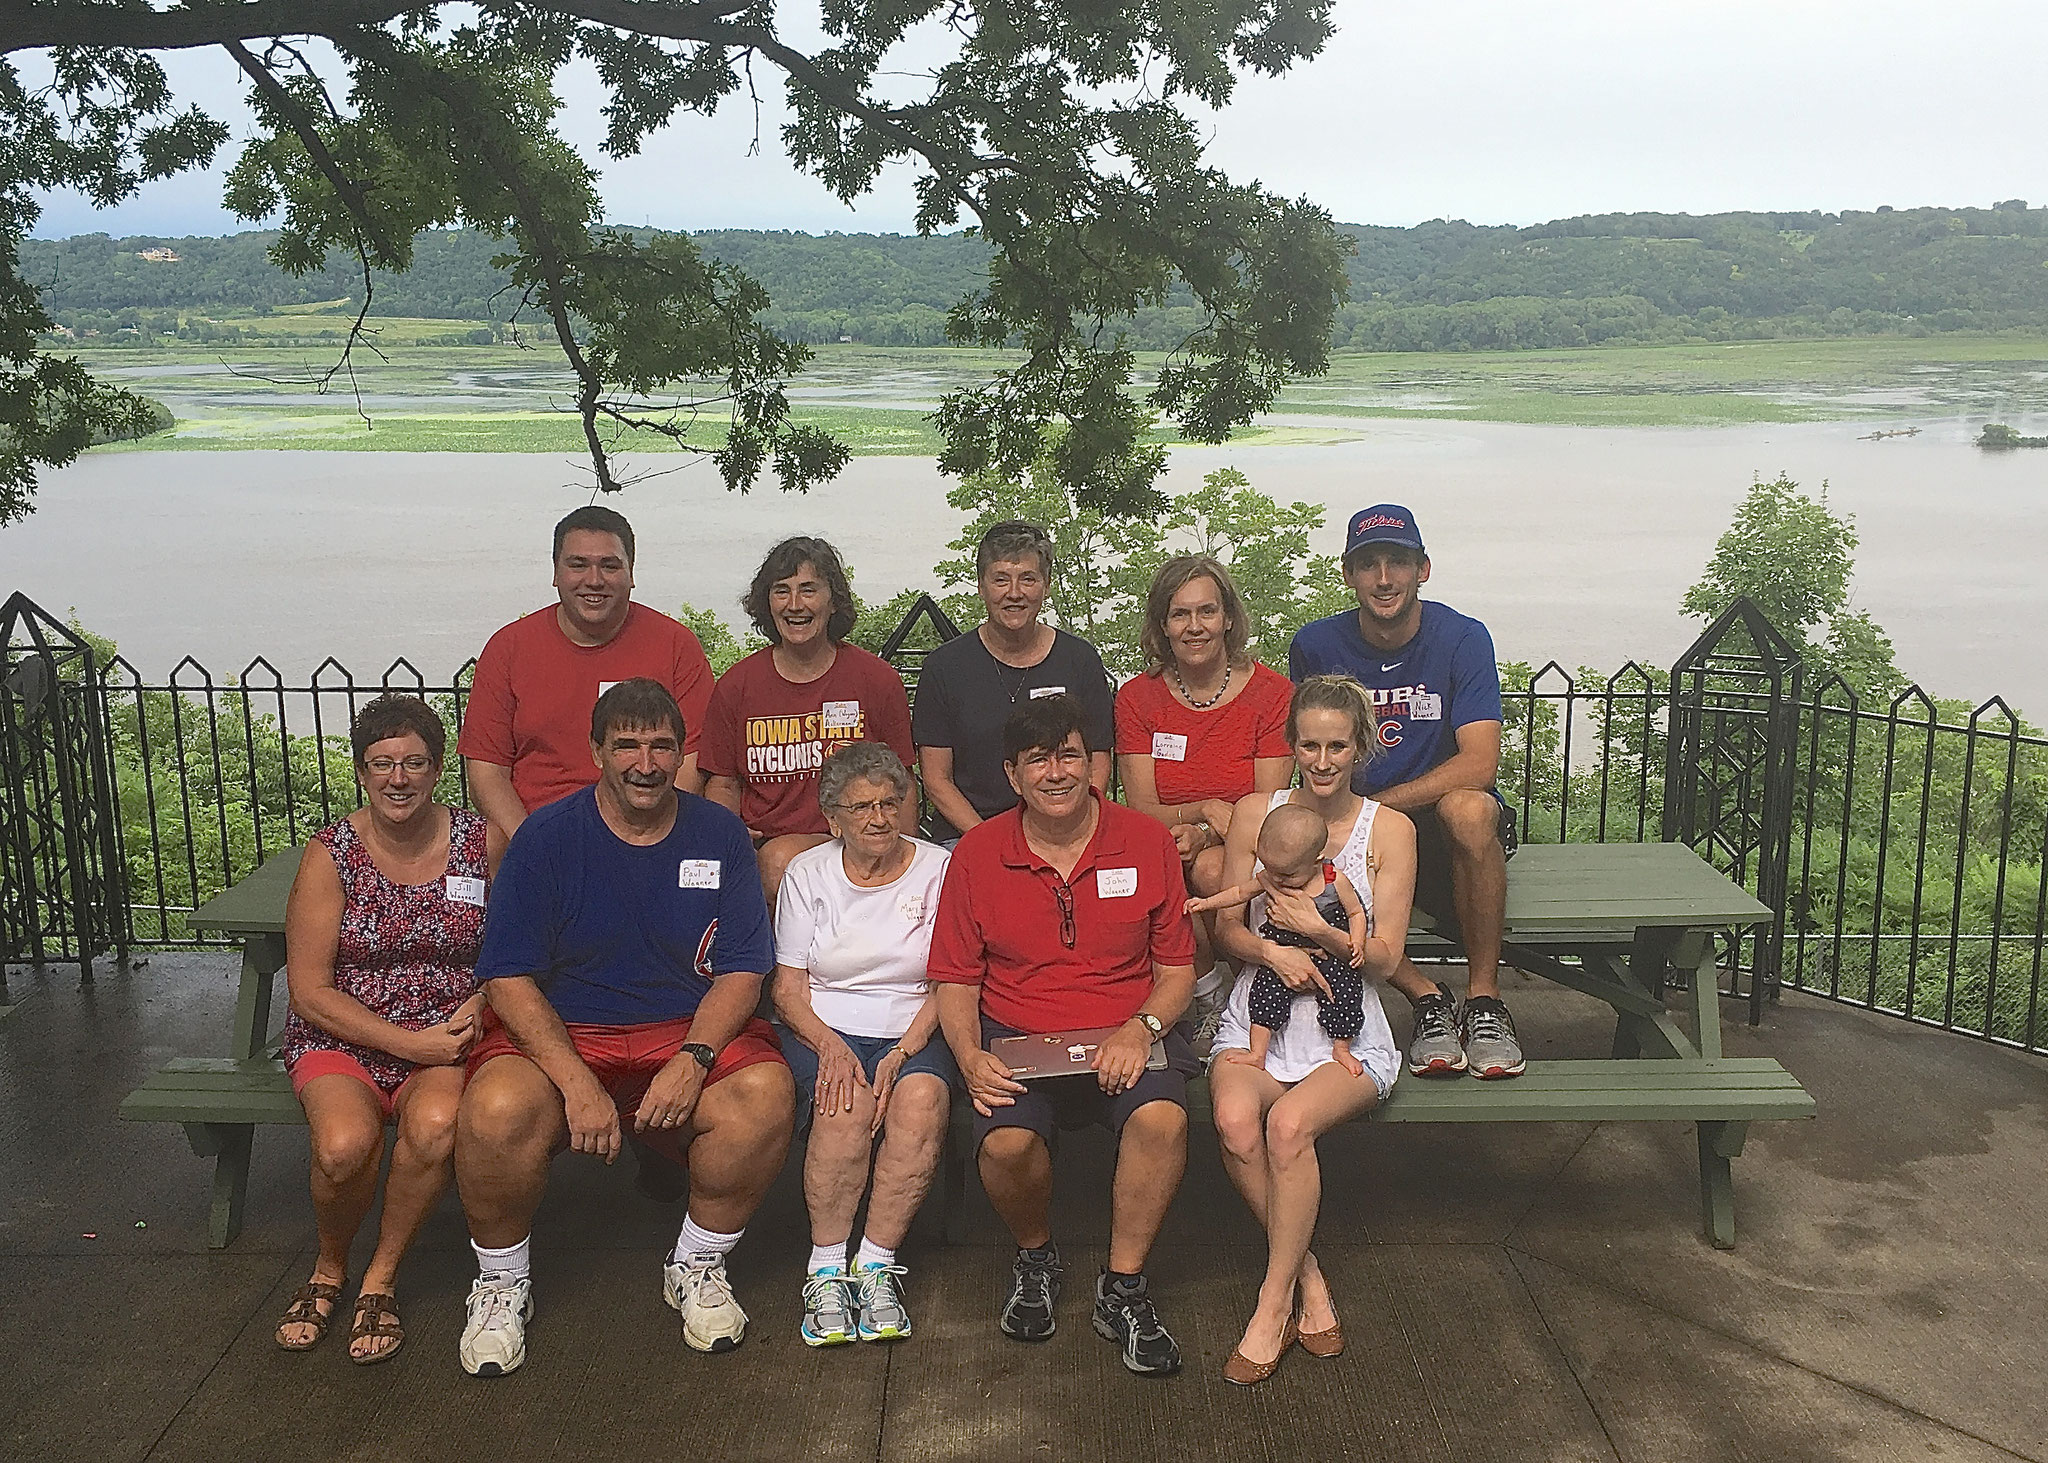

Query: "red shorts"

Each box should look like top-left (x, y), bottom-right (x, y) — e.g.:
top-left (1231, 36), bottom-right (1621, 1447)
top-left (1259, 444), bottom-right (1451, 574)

top-left (468, 1012), bottom-right (787, 1164)
top-left (287, 1050), bottom-right (423, 1122)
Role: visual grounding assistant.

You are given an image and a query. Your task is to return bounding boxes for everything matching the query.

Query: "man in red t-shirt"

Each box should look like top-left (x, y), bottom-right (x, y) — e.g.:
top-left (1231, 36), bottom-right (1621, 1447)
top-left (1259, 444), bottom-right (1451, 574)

top-left (458, 507), bottom-right (716, 846)
top-left (699, 537), bottom-right (912, 908)
top-left (930, 696), bottom-right (1197, 1377)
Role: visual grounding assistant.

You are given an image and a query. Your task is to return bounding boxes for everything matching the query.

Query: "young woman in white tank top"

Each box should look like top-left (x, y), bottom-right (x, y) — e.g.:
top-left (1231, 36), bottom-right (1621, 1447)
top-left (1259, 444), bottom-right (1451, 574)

top-left (1205, 676), bottom-right (1419, 1386)
top-left (1209, 789), bottom-right (1402, 1092)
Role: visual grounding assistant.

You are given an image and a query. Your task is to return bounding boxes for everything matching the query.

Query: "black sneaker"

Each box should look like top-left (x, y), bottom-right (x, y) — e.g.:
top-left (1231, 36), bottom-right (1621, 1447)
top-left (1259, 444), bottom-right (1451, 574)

top-left (999, 1245), bottom-right (1062, 1341)
top-left (1091, 1272), bottom-right (1182, 1376)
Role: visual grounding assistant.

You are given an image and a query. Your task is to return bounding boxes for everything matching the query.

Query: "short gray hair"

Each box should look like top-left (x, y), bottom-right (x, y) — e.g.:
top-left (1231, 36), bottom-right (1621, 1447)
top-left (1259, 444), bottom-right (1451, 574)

top-left (817, 741), bottom-right (913, 810)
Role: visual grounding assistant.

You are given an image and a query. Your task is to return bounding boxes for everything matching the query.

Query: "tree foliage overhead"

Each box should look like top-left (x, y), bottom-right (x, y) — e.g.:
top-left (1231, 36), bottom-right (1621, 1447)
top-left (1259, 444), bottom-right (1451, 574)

top-left (0, 0), bottom-right (1349, 524)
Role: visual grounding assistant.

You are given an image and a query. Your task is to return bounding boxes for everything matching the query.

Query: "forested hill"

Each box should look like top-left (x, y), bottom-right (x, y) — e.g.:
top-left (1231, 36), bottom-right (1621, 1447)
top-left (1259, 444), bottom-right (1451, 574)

top-left (26, 201), bottom-right (2048, 352)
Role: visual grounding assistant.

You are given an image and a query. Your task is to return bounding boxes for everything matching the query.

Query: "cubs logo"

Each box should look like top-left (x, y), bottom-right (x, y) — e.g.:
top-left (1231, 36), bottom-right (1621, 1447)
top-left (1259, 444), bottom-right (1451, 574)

top-left (694, 919), bottom-right (718, 978)
top-left (1378, 718), bottom-right (1403, 748)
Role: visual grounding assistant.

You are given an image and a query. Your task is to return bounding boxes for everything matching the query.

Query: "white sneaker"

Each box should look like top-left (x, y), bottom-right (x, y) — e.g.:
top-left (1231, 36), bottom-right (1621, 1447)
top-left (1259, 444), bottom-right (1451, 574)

top-left (459, 1274), bottom-right (534, 1377)
top-left (663, 1254), bottom-right (749, 1353)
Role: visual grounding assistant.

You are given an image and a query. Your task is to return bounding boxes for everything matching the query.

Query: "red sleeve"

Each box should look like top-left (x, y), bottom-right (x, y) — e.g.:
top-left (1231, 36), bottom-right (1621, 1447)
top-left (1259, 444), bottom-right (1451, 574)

top-left (456, 624), bottom-right (518, 766)
top-left (870, 655), bottom-right (915, 768)
top-left (925, 844), bottom-right (985, 984)
top-left (1114, 675), bottom-right (1158, 755)
top-left (697, 659), bottom-right (746, 780)
top-left (670, 623), bottom-right (715, 758)
top-left (1148, 821), bottom-right (1197, 966)
top-left (1252, 664), bottom-right (1294, 759)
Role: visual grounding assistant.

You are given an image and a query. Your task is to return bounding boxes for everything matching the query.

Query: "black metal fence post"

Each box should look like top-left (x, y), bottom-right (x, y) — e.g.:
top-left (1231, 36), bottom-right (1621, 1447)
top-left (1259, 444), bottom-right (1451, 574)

top-left (1662, 598), bottom-right (1804, 1025)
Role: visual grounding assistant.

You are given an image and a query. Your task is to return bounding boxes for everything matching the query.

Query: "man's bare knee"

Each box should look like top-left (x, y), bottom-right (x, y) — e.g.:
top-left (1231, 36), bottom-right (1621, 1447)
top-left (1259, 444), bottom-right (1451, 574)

top-left (1436, 790), bottom-right (1502, 851)
top-left (978, 1126), bottom-right (1045, 1171)
top-left (459, 1065), bottom-right (558, 1154)
top-left (698, 1060), bottom-right (796, 1138)
top-left (1120, 1100), bottom-right (1188, 1152)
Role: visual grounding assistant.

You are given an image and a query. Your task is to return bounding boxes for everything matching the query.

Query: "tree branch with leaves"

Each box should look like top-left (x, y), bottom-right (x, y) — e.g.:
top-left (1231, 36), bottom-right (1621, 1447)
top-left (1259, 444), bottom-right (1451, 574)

top-left (2, 0), bottom-right (1348, 524)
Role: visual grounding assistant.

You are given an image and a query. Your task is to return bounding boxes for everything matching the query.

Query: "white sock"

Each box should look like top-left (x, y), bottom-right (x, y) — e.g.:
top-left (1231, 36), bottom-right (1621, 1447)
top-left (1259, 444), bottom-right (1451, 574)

top-left (1194, 962), bottom-right (1228, 1001)
top-left (673, 1214), bottom-right (744, 1265)
top-left (473, 1236), bottom-right (530, 1283)
top-left (854, 1238), bottom-right (896, 1271)
top-left (808, 1242), bottom-right (850, 1275)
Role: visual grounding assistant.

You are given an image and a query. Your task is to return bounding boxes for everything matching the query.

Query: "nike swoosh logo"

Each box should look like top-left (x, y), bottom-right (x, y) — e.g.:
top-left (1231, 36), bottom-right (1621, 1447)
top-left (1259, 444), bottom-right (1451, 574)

top-left (1381, 661), bottom-right (1403, 671)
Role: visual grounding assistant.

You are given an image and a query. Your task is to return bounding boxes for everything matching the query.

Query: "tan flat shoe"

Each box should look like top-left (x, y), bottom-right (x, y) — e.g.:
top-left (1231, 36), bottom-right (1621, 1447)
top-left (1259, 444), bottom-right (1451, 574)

top-left (1223, 1320), bottom-right (1298, 1385)
top-left (1296, 1317), bottom-right (1344, 1358)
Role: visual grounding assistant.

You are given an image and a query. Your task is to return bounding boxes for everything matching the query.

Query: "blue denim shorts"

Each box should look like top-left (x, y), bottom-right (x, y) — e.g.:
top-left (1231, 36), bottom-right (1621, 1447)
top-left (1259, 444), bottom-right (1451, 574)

top-left (776, 1024), bottom-right (958, 1133)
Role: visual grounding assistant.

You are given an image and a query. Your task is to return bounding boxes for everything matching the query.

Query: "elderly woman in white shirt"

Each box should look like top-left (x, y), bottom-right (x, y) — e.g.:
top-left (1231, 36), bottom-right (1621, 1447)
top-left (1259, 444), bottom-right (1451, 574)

top-left (772, 741), bottom-right (955, 1348)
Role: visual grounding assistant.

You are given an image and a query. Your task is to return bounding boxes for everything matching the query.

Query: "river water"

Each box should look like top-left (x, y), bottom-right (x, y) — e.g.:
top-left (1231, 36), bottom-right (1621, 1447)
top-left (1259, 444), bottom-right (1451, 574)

top-left (4, 414), bottom-right (2043, 716)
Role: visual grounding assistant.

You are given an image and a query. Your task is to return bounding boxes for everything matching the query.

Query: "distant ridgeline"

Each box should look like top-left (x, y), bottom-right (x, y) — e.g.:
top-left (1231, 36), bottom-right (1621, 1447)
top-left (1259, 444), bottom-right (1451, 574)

top-left (25, 201), bottom-right (2048, 352)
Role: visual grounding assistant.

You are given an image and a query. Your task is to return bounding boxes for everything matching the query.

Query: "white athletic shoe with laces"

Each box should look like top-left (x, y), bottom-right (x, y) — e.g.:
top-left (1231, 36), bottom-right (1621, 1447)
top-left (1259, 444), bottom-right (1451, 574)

top-left (459, 1274), bottom-right (534, 1377)
top-left (663, 1254), bottom-right (749, 1352)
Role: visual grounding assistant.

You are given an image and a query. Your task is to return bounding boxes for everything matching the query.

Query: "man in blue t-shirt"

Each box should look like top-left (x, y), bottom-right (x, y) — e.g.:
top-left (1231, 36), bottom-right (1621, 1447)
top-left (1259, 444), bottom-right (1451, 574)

top-left (452, 679), bottom-right (795, 1377)
top-left (1289, 504), bottom-right (1524, 1081)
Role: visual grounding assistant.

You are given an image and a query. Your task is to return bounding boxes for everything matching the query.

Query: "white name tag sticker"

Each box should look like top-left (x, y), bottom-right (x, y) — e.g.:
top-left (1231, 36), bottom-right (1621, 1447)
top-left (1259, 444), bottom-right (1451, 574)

top-left (598, 680), bottom-right (622, 696)
top-left (822, 699), bottom-right (861, 731)
top-left (898, 893), bottom-right (926, 923)
top-left (1150, 732), bottom-right (1188, 762)
top-left (1096, 867), bottom-right (1139, 899)
top-left (1028, 685), bottom-right (1068, 699)
top-left (444, 875), bottom-right (486, 906)
top-left (678, 859), bottom-right (722, 890)
top-left (1408, 692), bottom-right (1442, 721)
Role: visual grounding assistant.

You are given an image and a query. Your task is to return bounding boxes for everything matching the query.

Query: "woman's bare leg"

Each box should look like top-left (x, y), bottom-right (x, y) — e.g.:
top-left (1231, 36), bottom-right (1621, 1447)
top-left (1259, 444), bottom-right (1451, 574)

top-left (352, 1065), bottom-right (465, 1359)
top-left (805, 1087), bottom-right (881, 1249)
top-left (863, 1075), bottom-right (948, 1251)
top-left (284, 1075), bottom-right (386, 1344)
top-left (1239, 1062), bottom-right (1380, 1359)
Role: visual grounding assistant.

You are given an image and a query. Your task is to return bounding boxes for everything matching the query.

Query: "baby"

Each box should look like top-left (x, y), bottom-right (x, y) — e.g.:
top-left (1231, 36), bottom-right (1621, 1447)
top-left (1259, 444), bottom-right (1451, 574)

top-left (1185, 804), bottom-right (1370, 1075)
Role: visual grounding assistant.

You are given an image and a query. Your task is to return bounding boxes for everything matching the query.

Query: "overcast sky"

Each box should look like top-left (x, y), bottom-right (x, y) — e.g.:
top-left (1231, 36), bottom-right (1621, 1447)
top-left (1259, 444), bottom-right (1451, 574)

top-left (26, 0), bottom-right (2048, 239)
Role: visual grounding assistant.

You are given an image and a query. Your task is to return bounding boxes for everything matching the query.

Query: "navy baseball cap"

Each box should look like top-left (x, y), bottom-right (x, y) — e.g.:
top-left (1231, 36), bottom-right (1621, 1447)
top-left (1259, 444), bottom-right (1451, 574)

top-left (1343, 504), bottom-right (1425, 560)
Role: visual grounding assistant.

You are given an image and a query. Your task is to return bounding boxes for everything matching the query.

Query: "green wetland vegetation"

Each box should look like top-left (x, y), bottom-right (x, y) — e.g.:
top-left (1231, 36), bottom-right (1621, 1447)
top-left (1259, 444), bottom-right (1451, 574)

top-left (73, 332), bottom-right (2048, 453)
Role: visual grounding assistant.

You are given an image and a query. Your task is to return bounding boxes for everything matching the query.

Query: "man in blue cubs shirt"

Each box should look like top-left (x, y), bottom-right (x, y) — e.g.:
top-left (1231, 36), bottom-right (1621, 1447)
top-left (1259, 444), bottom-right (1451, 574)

top-left (1289, 504), bottom-right (1523, 1081)
top-left (453, 679), bottom-right (795, 1377)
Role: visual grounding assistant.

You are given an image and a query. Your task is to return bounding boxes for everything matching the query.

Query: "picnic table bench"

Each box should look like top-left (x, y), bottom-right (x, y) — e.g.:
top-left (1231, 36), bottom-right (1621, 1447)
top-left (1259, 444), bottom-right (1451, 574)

top-left (121, 842), bottom-right (1813, 1250)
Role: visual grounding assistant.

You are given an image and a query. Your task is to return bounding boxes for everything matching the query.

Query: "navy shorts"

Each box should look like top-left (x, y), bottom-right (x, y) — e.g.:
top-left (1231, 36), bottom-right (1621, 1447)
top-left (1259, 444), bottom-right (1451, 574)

top-left (777, 1024), bottom-right (958, 1134)
top-left (971, 1015), bottom-right (1201, 1150)
top-left (1410, 796), bottom-right (1517, 933)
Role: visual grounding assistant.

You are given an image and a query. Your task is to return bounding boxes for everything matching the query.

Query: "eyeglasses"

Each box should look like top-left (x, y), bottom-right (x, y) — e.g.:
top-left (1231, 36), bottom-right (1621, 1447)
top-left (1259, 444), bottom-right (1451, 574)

top-left (830, 795), bottom-right (905, 820)
top-left (363, 755), bottom-right (435, 776)
top-left (1052, 882), bottom-right (1076, 949)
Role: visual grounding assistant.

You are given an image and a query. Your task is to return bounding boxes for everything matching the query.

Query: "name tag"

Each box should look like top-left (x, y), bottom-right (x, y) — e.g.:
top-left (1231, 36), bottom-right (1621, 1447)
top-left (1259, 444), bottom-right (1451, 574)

top-left (822, 699), bottom-right (861, 731)
top-left (444, 875), bottom-right (486, 906)
top-left (898, 893), bottom-right (926, 923)
top-left (1409, 692), bottom-right (1442, 721)
top-left (1150, 732), bottom-right (1188, 762)
top-left (1096, 867), bottom-right (1139, 899)
top-left (678, 859), bottom-right (721, 890)
top-left (1028, 685), bottom-right (1067, 699)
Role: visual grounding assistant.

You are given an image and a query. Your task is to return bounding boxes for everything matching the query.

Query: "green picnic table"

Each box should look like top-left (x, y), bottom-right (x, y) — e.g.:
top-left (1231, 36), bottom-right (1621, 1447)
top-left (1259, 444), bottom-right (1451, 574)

top-left (122, 841), bottom-right (1814, 1250)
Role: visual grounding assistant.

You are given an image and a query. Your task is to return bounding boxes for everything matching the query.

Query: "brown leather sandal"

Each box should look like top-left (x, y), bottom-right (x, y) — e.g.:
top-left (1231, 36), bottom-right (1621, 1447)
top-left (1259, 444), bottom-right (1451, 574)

top-left (1222, 1320), bottom-right (1298, 1386)
top-left (348, 1292), bottom-right (405, 1365)
top-left (274, 1278), bottom-right (346, 1351)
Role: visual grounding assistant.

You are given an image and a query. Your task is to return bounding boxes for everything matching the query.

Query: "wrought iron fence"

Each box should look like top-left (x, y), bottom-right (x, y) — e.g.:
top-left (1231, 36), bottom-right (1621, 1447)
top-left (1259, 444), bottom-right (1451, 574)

top-left (6, 590), bottom-right (2043, 1056)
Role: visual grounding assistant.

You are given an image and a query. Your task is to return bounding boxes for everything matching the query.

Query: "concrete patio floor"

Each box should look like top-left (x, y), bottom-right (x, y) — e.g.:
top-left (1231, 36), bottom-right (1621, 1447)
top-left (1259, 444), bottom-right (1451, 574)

top-left (2, 953), bottom-right (2044, 1463)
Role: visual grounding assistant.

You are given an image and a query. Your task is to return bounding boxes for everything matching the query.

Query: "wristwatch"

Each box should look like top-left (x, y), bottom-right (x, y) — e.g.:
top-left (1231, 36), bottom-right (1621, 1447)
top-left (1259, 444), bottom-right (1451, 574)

top-left (1133, 1012), bottom-right (1165, 1039)
top-left (680, 1042), bottom-right (716, 1071)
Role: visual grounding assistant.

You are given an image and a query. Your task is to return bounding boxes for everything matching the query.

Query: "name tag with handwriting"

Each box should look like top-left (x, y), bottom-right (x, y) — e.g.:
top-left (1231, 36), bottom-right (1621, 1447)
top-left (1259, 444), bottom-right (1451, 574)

top-left (445, 876), bottom-right (486, 906)
top-left (1096, 867), bottom-right (1139, 899)
top-left (1151, 732), bottom-right (1188, 762)
top-left (678, 859), bottom-right (721, 890)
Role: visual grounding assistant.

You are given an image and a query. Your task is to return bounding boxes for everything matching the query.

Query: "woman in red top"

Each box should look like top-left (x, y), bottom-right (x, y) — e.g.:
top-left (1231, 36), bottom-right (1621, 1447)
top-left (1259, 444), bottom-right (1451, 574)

top-left (276, 695), bottom-right (504, 1363)
top-left (701, 537), bottom-right (915, 910)
top-left (1115, 555), bottom-right (1295, 996)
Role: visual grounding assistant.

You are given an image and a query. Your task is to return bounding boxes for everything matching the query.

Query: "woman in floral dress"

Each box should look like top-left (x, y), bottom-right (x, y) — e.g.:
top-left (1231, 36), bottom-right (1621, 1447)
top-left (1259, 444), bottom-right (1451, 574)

top-left (273, 694), bottom-right (503, 1363)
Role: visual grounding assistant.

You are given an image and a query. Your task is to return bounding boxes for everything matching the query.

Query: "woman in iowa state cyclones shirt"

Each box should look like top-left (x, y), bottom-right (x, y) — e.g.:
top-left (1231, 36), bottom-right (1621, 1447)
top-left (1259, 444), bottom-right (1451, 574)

top-left (700, 538), bottom-right (913, 909)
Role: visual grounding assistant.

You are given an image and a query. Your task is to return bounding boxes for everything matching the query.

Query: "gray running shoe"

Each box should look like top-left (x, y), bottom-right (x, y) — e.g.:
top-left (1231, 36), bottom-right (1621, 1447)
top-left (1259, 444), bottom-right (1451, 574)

top-left (1192, 987), bottom-right (1227, 1048)
top-left (1091, 1272), bottom-right (1181, 1376)
top-left (852, 1263), bottom-right (912, 1341)
top-left (1406, 989), bottom-right (1467, 1076)
top-left (999, 1245), bottom-right (1062, 1341)
top-left (1461, 995), bottom-right (1526, 1079)
top-left (799, 1270), bottom-right (858, 1347)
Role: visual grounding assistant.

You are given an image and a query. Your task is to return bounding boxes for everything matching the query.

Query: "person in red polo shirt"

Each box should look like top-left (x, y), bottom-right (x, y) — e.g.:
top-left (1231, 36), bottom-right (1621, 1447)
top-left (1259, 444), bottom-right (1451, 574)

top-left (458, 506), bottom-right (716, 845)
top-left (930, 695), bottom-right (1198, 1377)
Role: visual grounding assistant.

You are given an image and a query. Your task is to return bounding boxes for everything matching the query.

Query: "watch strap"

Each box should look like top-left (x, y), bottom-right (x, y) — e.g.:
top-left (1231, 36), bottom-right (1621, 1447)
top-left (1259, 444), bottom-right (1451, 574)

top-left (680, 1042), bottom-right (716, 1071)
